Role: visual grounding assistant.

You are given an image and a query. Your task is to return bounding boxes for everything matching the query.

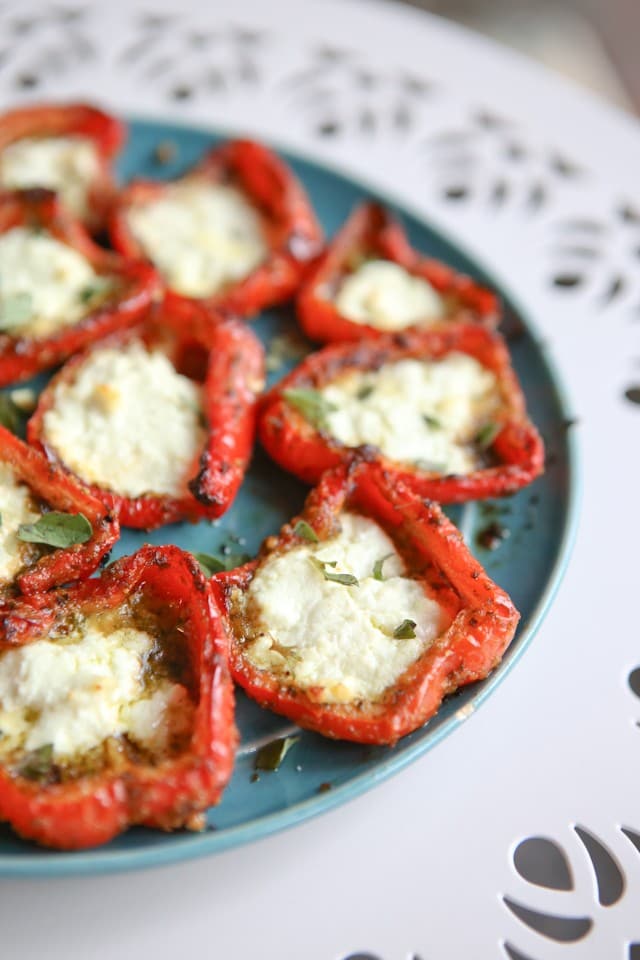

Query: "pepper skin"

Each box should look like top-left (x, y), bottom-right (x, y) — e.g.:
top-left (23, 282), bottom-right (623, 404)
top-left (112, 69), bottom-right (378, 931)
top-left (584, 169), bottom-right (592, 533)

top-left (0, 545), bottom-right (237, 849)
top-left (297, 201), bottom-right (499, 343)
top-left (0, 189), bottom-right (159, 387)
top-left (0, 424), bottom-right (119, 596)
top-left (110, 138), bottom-right (324, 318)
top-left (258, 324), bottom-right (544, 503)
top-left (212, 461), bottom-right (519, 745)
top-left (27, 313), bottom-right (265, 530)
top-left (0, 102), bottom-right (125, 233)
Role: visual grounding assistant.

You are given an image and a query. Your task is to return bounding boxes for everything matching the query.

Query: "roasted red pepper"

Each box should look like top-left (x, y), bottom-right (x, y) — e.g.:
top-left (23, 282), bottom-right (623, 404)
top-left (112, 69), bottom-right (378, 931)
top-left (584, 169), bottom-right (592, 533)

top-left (27, 311), bottom-right (265, 530)
top-left (0, 188), bottom-right (159, 387)
top-left (0, 545), bottom-right (237, 849)
top-left (110, 138), bottom-right (324, 318)
top-left (212, 461), bottom-right (519, 745)
top-left (258, 324), bottom-right (544, 503)
top-left (297, 201), bottom-right (499, 343)
top-left (0, 424), bottom-right (119, 596)
top-left (0, 102), bottom-right (125, 232)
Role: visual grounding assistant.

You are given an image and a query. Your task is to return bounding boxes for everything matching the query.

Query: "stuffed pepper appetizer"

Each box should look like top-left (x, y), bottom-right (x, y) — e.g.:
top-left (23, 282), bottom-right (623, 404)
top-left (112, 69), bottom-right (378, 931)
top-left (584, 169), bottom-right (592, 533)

top-left (0, 424), bottom-right (118, 596)
top-left (259, 324), bottom-right (543, 503)
top-left (0, 102), bottom-right (125, 233)
top-left (213, 462), bottom-right (519, 745)
top-left (0, 188), bottom-right (159, 387)
top-left (0, 545), bottom-right (237, 849)
top-left (27, 311), bottom-right (265, 529)
top-left (110, 139), bottom-right (323, 319)
top-left (297, 201), bottom-right (498, 342)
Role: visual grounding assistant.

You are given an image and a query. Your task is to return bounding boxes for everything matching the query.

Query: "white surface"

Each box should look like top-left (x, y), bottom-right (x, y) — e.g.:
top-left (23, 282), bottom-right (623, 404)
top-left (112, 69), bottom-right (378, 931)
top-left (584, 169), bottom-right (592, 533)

top-left (0, 0), bottom-right (639, 957)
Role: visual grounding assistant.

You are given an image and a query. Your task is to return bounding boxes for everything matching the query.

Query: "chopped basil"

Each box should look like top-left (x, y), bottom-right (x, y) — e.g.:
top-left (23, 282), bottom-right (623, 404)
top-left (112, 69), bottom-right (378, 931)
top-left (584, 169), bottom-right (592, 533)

top-left (422, 413), bottom-right (442, 430)
top-left (0, 292), bottom-right (33, 329)
top-left (20, 743), bottom-right (54, 781)
top-left (195, 552), bottom-right (227, 576)
top-left (78, 278), bottom-right (112, 307)
top-left (254, 735), bottom-right (300, 772)
top-left (282, 388), bottom-right (336, 431)
top-left (393, 618), bottom-right (417, 639)
top-left (356, 384), bottom-right (375, 401)
top-left (309, 556), bottom-right (358, 586)
top-left (372, 553), bottom-right (394, 581)
top-left (17, 512), bottom-right (92, 548)
top-left (475, 421), bottom-right (501, 449)
top-left (294, 520), bottom-right (319, 543)
top-left (0, 394), bottom-right (20, 433)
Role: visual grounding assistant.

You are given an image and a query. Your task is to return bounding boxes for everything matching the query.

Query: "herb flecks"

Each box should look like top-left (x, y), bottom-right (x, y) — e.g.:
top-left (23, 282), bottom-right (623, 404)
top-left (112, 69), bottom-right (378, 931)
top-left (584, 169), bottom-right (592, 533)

top-left (0, 292), bottom-right (33, 329)
top-left (195, 550), bottom-right (250, 576)
top-left (356, 384), bottom-right (375, 401)
top-left (282, 388), bottom-right (336, 431)
top-left (19, 743), bottom-right (54, 781)
top-left (422, 413), bottom-right (442, 430)
top-left (17, 512), bottom-right (92, 548)
top-left (475, 421), bottom-right (501, 449)
top-left (372, 553), bottom-right (394, 581)
top-left (294, 520), bottom-right (319, 543)
top-left (254, 735), bottom-right (300, 772)
top-left (309, 556), bottom-right (358, 586)
top-left (393, 619), bottom-right (417, 639)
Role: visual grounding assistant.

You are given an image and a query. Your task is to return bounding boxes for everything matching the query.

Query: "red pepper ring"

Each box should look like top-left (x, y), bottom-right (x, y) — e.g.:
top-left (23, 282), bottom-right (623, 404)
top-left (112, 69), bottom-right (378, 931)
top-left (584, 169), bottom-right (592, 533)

top-left (258, 324), bottom-right (544, 503)
top-left (0, 102), bottom-right (126, 233)
top-left (0, 545), bottom-right (237, 849)
top-left (0, 424), bottom-right (119, 597)
top-left (212, 462), bottom-right (519, 745)
top-left (27, 313), bottom-right (265, 529)
top-left (0, 189), bottom-right (160, 388)
top-left (297, 201), bottom-right (499, 343)
top-left (110, 138), bottom-right (324, 319)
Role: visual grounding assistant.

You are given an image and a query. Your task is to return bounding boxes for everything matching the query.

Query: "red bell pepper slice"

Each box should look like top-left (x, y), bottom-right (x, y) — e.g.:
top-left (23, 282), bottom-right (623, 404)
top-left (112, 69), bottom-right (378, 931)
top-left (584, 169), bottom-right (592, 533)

top-left (258, 324), bottom-right (544, 502)
top-left (0, 188), bottom-right (159, 387)
top-left (212, 462), bottom-right (519, 745)
top-left (297, 201), bottom-right (499, 343)
top-left (0, 424), bottom-right (119, 596)
top-left (109, 138), bottom-right (324, 318)
top-left (0, 545), bottom-right (237, 849)
top-left (27, 311), bottom-right (265, 530)
top-left (0, 102), bottom-right (125, 232)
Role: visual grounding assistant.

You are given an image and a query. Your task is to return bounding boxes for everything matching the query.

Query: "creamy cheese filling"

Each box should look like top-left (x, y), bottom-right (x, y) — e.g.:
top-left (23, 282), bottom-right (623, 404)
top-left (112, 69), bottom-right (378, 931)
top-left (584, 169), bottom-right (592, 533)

top-left (126, 181), bottom-right (268, 298)
top-left (242, 512), bottom-right (446, 704)
top-left (334, 259), bottom-right (444, 331)
top-left (41, 340), bottom-right (206, 499)
top-left (0, 135), bottom-right (100, 219)
top-left (0, 462), bottom-right (42, 583)
top-left (0, 227), bottom-right (107, 338)
top-left (0, 613), bottom-right (192, 762)
top-left (319, 353), bottom-right (502, 475)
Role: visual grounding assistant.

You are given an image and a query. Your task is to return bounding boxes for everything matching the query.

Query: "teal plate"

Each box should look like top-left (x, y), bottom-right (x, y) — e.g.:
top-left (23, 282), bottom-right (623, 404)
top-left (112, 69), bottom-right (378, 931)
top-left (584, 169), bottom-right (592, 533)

top-left (0, 118), bottom-right (578, 876)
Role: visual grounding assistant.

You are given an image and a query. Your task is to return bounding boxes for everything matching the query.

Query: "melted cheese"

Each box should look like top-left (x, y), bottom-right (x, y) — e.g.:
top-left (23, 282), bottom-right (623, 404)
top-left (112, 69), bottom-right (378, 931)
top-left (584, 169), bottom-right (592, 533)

top-left (41, 340), bottom-right (206, 498)
top-left (0, 227), bottom-right (103, 338)
top-left (0, 462), bottom-right (42, 582)
top-left (0, 135), bottom-right (100, 219)
top-left (242, 512), bottom-right (446, 704)
top-left (335, 259), bottom-right (444, 331)
top-left (126, 181), bottom-right (267, 298)
top-left (320, 353), bottom-right (502, 475)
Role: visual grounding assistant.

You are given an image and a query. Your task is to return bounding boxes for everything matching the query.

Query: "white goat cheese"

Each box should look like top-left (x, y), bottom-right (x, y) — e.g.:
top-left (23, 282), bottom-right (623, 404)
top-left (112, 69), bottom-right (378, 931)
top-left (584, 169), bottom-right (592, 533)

top-left (335, 259), bottom-right (444, 330)
top-left (0, 135), bottom-right (100, 219)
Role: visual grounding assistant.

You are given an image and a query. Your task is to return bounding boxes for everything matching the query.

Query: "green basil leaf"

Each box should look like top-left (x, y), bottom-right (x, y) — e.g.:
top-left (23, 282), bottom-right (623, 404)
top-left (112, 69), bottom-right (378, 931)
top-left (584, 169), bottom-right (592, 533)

top-left (356, 384), bottom-right (375, 401)
top-left (195, 552), bottom-right (227, 576)
top-left (17, 512), bottom-right (92, 548)
top-left (372, 553), bottom-right (394, 581)
top-left (0, 292), bottom-right (33, 329)
top-left (294, 520), bottom-right (319, 543)
top-left (393, 618), bottom-right (417, 639)
top-left (422, 413), bottom-right (442, 430)
top-left (282, 388), bottom-right (336, 431)
top-left (310, 556), bottom-right (359, 586)
top-left (475, 421), bottom-right (501, 449)
top-left (20, 743), bottom-right (54, 781)
top-left (254, 735), bottom-right (300, 772)
top-left (0, 394), bottom-right (20, 433)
